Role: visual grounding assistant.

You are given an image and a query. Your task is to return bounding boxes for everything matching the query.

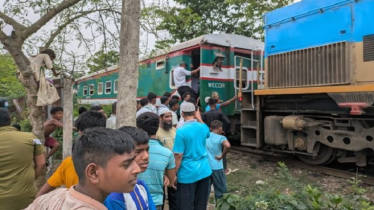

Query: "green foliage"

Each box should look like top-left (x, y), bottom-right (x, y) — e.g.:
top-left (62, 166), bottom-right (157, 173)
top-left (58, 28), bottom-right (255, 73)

top-left (73, 103), bottom-right (112, 118)
top-left (53, 127), bottom-right (64, 160)
top-left (86, 50), bottom-right (119, 74)
top-left (0, 54), bottom-right (26, 98)
top-left (217, 162), bottom-right (374, 210)
top-left (18, 109), bottom-right (32, 132)
top-left (148, 0), bottom-right (293, 47)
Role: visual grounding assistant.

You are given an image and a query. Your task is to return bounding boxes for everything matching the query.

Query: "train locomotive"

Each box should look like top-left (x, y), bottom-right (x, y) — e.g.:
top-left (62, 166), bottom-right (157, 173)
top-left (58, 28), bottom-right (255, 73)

top-left (246, 0), bottom-right (374, 166)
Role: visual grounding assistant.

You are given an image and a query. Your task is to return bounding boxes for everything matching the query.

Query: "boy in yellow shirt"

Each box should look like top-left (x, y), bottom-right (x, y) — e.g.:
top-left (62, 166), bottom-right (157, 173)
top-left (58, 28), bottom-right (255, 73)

top-left (35, 111), bottom-right (106, 197)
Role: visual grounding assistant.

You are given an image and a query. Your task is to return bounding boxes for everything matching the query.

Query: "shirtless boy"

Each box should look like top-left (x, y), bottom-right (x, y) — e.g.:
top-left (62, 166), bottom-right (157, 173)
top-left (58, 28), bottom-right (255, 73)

top-left (44, 107), bottom-right (63, 160)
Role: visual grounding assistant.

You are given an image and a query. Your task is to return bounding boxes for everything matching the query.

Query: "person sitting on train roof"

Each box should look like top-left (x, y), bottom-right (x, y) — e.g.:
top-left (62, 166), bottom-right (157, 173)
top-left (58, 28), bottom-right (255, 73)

top-left (147, 92), bottom-right (158, 113)
top-left (205, 92), bottom-right (238, 112)
top-left (106, 102), bottom-right (117, 129)
top-left (173, 62), bottom-right (200, 100)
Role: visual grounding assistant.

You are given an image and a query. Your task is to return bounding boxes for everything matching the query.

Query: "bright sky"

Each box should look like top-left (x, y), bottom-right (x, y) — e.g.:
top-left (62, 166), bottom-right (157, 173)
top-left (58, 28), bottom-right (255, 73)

top-left (1, 0), bottom-right (302, 60)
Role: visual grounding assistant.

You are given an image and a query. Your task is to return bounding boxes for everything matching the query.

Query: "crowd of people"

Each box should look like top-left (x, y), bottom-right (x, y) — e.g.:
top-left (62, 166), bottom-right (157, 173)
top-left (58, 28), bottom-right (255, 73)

top-left (0, 59), bottom-right (239, 210)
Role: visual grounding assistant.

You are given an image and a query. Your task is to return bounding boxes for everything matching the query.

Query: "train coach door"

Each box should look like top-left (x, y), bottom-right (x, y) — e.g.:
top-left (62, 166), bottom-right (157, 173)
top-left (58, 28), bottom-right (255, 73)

top-left (191, 49), bottom-right (201, 70)
top-left (191, 48), bottom-right (201, 101)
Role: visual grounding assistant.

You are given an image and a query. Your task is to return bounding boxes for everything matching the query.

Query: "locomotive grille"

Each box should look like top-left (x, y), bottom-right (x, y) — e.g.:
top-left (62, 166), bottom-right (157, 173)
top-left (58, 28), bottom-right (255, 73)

top-left (363, 34), bottom-right (374, 62)
top-left (268, 42), bottom-right (351, 88)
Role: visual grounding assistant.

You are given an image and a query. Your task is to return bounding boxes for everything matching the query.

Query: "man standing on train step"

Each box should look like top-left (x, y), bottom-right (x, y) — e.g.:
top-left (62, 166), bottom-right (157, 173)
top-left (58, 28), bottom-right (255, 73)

top-left (173, 62), bottom-right (200, 99)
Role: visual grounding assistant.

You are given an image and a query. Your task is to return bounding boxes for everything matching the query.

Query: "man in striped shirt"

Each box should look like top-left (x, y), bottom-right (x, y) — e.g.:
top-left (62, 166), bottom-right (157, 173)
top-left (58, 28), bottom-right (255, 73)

top-left (136, 112), bottom-right (176, 210)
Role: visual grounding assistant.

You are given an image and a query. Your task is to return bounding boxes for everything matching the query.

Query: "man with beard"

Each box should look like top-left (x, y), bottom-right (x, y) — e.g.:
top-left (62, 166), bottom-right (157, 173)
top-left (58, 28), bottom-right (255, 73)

top-left (156, 109), bottom-right (176, 151)
top-left (156, 108), bottom-right (177, 210)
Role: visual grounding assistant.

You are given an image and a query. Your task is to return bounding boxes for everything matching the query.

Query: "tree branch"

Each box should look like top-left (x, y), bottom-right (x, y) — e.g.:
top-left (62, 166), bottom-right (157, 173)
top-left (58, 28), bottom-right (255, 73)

top-left (83, 16), bottom-right (119, 47)
top-left (0, 29), bottom-right (7, 41)
top-left (44, 9), bottom-right (115, 48)
top-left (0, 11), bottom-right (26, 31)
top-left (22, 0), bottom-right (82, 39)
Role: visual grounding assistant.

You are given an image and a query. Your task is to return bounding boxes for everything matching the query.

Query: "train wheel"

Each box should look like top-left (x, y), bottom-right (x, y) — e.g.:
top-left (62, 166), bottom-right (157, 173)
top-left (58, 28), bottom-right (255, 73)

top-left (321, 150), bottom-right (337, 166)
top-left (297, 144), bottom-right (335, 165)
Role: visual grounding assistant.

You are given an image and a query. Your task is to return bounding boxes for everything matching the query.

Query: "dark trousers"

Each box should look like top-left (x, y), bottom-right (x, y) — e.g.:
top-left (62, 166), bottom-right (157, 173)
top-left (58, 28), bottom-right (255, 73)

top-left (223, 156), bottom-right (227, 170)
top-left (168, 187), bottom-right (178, 210)
top-left (177, 176), bottom-right (210, 210)
top-left (177, 86), bottom-right (197, 100)
top-left (162, 187), bottom-right (177, 210)
top-left (209, 169), bottom-right (228, 201)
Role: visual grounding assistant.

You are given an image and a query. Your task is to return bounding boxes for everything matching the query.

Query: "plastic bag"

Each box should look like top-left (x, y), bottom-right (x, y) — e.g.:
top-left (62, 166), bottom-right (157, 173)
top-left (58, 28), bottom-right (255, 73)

top-left (36, 69), bottom-right (60, 106)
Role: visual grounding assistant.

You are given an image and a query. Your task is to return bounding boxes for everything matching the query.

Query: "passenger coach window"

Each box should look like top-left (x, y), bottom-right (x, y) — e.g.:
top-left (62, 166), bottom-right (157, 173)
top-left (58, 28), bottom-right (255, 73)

top-left (89, 84), bottom-right (94, 95)
top-left (156, 59), bottom-right (165, 70)
top-left (105, 81), bottom-right (112, 94)
top-left (114, 80), bottom-right (118, 93)
top-left (169, 68), bottom-right (176, 89)
top-left (83, 86), bottom-right (88, 96)
top-left (98, 82), bottom-right (103, 95)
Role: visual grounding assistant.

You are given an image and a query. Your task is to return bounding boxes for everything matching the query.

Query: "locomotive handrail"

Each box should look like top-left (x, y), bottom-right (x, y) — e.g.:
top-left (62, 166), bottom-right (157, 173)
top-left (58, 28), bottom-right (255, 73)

top-left (259, 49), bottom-right (265, 89)
top-left (233, 55), bottom-right (254, 89)
top-left (238, 58), bottom-right (243, 103)
top-left (233, 66), bottom-right (250, 90)
top-left (234, 55), bottom-right (256, 109)
top-left (250, 50), bottom-right (254, 109)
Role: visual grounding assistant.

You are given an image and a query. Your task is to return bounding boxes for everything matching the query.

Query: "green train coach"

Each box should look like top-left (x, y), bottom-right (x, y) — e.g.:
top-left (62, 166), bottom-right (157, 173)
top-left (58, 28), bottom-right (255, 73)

top-left (75, 34), bottom-right (264, 118)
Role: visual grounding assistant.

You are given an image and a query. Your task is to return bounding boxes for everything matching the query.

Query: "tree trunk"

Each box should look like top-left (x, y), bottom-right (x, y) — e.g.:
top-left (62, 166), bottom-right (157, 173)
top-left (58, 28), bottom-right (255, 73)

top-left (12, 98), bottom-right (23, 116)
top-left (1, 40), bottom-right (44, 139)
top-left (116, 0), bottom-right (141, 128)
top-left (2, 40), bottom-right (46, 188)
top-left (62, 78), bottom-right (73, 159)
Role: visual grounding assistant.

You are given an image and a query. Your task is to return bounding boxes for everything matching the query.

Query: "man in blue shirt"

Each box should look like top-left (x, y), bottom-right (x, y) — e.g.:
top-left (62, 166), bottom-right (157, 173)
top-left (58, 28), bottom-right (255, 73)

top-left (173, 102), bottom-right (212, 210)
top-left (136, 112), bottom-right (176, 210)
top-left (206, 120), bottom-right (231, 201)
top-left (104, 126), bottom-right (156, 210)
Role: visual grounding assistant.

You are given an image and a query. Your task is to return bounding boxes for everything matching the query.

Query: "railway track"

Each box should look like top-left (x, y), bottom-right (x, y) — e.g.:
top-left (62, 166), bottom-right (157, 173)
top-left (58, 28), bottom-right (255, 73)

top-left (230, 146), bottom-right (374, 186)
